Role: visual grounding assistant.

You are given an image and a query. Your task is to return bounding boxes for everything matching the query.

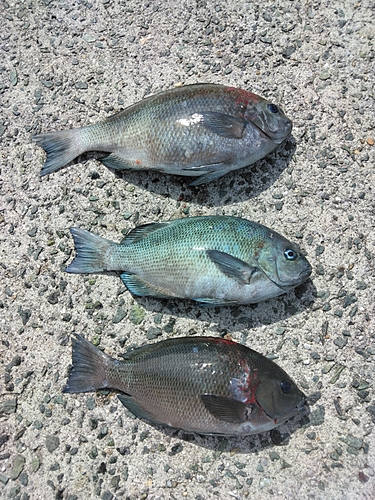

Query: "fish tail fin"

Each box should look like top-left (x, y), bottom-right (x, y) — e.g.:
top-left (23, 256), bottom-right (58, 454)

top-left (63, 334), bottom-right (113, 393)
top-left (33, 128), bottom-right (86, 176)
top-left (66, 227), bottom-right (114, 274)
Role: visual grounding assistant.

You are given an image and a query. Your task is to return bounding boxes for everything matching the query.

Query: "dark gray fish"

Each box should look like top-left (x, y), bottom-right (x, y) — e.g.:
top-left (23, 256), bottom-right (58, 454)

top-left (64, 335), bottom-right (308, 436)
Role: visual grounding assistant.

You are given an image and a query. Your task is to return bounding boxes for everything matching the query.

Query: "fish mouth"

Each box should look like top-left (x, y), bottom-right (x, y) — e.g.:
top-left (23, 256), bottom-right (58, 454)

top-left (272, 263), bottom-right (312, 289)
top-left (250, 118), bottom-right (293, 144)
top-left (298, 265), bottom-right (313, 281)
top-left (257, 394), bottom-right (309, 423)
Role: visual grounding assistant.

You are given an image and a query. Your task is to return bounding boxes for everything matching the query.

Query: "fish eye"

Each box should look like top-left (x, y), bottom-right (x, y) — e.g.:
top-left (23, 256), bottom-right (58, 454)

top-left (267, 103), bottom-right (279, 114)
top-left (284, 249), bottom-right (297, 261)
top-left (281, 380), bottom-right (292, 394)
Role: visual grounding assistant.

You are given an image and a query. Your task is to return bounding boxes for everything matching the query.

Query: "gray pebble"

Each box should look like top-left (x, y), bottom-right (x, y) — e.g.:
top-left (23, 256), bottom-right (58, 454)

top-left (0, 435), bottom-right (9, 448)
top-left (86, 396), bottom-right (96, 410)
top-left (0, 474), bottom-right (9, 485)
top-left (45, 435), bottom-right (60, 453)
top-left (112, 307), bottom-right (127, 324)
top-left (366, 406), bottom-right (375, 424)
top-left (340, 434), bottom-right (363, 450)
top-left (0, 398), bottom-right (17, 416)
top-left (47, 292), bottom-right (59, 305)
top-left (18, 307), bottom-right (31, 326)
top-left (334, 337), bottom-right (348, 349)
top-left (308, 405), bottom-right (325, 426)
top-left (10, 455), bottom-right (25, 480)
top-left (19, 472), bottom-right (28, 486)
top-left (75, 81), bottom-right (88, 90)
top-left (146, 327), bottom-right (162, 340)
top-left (27, 227), bottom-right (37, 237)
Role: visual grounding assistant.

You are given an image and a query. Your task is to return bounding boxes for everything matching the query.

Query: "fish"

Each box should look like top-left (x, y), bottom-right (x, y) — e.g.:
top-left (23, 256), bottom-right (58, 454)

top-left (66, 215), bottom-right (311, 306)
top-left (64, 334), bottom-right (308, 436)
top-left (33, 83), bottom-right (292, 185)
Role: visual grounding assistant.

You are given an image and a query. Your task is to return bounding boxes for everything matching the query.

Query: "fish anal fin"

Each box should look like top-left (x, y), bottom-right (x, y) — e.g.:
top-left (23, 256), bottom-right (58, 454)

top-left (120, 272), bottom-right (171, 298)
top-left (206, 249), bottom-right (257, 284)
top-left (117, 395), bottom-right (164, 426)
top-left (101, 153), bottom-right (133, 171)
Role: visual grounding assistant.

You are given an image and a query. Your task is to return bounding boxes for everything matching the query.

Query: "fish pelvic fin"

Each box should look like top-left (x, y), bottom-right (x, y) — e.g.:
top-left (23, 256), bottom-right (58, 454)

top-left (63, 334), bottom-right (113, 393)
top-left (188, 166), bottom-right (231, 186)
top-left (33, 128), bottom-right (85, 176)
top-left (66, 227), bottom-right (114, 274)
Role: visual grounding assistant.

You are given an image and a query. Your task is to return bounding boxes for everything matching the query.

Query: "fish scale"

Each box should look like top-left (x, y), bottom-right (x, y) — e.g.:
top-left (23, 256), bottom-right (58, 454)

top-left (33, 83), bottom-right (292, 184)
top-left (64, 335), bottom-right (308, 436)
top-left (66, 216), bottom-right (312, 306)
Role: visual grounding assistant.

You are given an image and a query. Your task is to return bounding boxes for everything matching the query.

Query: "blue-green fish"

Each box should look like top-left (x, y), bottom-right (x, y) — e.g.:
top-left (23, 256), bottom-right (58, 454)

top-left (64, 335), bottom-right (308, 436)
top-left (33, 83), bottom-right (292, 185)
top-left (66, 216), bottom-right (311, 306)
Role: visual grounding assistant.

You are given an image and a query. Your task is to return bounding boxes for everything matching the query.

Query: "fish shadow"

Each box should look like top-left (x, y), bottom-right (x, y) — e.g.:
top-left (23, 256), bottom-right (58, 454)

top-left (80, 135), bottom-right (296, 205)
top-left (122, 408), bottom-right (310, 454)
top-left (119, 277), bottom-right (317, 334)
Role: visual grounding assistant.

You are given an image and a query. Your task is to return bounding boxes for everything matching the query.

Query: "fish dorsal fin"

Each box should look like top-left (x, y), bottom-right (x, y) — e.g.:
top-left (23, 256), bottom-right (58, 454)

top-left (206, 249), bottom-right (257, 284)
top-left (199, 112), bottom-right (246, 139)
top-left (201, 394), bottom-right (250, 423)
top-left (119, 341), bottom-right (166, 360)
top-left (121, 221), bottom-right (172, 245)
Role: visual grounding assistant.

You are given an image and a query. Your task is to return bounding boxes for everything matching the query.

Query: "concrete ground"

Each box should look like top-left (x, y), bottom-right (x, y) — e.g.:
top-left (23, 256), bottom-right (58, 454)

top-left (1, 0), bottom-right (374, 499)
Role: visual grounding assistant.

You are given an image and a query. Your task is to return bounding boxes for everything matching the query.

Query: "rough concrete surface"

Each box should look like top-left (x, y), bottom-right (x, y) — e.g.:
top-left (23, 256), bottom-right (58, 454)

top-left (1, 0), bottom-right (374, 499)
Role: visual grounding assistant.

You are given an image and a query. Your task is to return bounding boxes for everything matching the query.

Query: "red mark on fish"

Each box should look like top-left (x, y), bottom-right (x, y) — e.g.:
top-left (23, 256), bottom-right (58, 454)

top-left (225, 87), bottom-right (261, 108)
top-left (209, 337), bottom-right (237, 346)
top-left (230, 359), bottom-right (260, 404)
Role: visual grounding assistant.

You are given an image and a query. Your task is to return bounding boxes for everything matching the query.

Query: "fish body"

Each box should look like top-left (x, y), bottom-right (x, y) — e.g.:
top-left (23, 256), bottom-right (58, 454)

top-left (66, 216), bottom-right (312, 306)
top-left (64, 335), bottom-right (307, 436)
top-left (33, 84), bottom-right (292, 185)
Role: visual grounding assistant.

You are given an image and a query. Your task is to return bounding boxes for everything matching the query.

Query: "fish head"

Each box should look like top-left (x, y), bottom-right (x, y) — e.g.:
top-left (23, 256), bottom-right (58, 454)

top-left (244, 98), bottom-right (292, 144)
top-left (256, 233), bottom-right (312, 289)
top-left (255, 372), bottom-right (308, 423)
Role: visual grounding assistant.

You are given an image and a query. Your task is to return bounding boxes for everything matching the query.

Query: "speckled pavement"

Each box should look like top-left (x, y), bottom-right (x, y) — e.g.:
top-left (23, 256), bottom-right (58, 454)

top-left (1, 1), bottom-right (374, 499)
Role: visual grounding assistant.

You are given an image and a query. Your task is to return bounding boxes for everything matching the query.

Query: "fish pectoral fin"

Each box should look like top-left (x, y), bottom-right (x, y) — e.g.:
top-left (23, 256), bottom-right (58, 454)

top-left (117, 395), bottom-right (164, 426)
top-left (120, 272), bottom-right (171, 298)
top-left (101, 153), bottom-right (133, 171)
top-left (206, 249), bottom-right (257, 284)
top-left (193, 297), bottom-right (239, 307)
top-left (199, 111), bottom-right (246, 139)
top-left (201, 394), bottom-right (249, 423)
top-left (120, 221), bottom-right (172, 245)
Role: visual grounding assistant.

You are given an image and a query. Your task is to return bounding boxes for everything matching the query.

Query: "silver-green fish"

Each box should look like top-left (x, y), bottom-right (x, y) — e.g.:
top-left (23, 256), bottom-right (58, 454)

top-left (64, 335), bottom-right (308, 436)
top-left (66, 216), bottom-right (311, 306)
top-left (33, 83), bottom-right (292, 185)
